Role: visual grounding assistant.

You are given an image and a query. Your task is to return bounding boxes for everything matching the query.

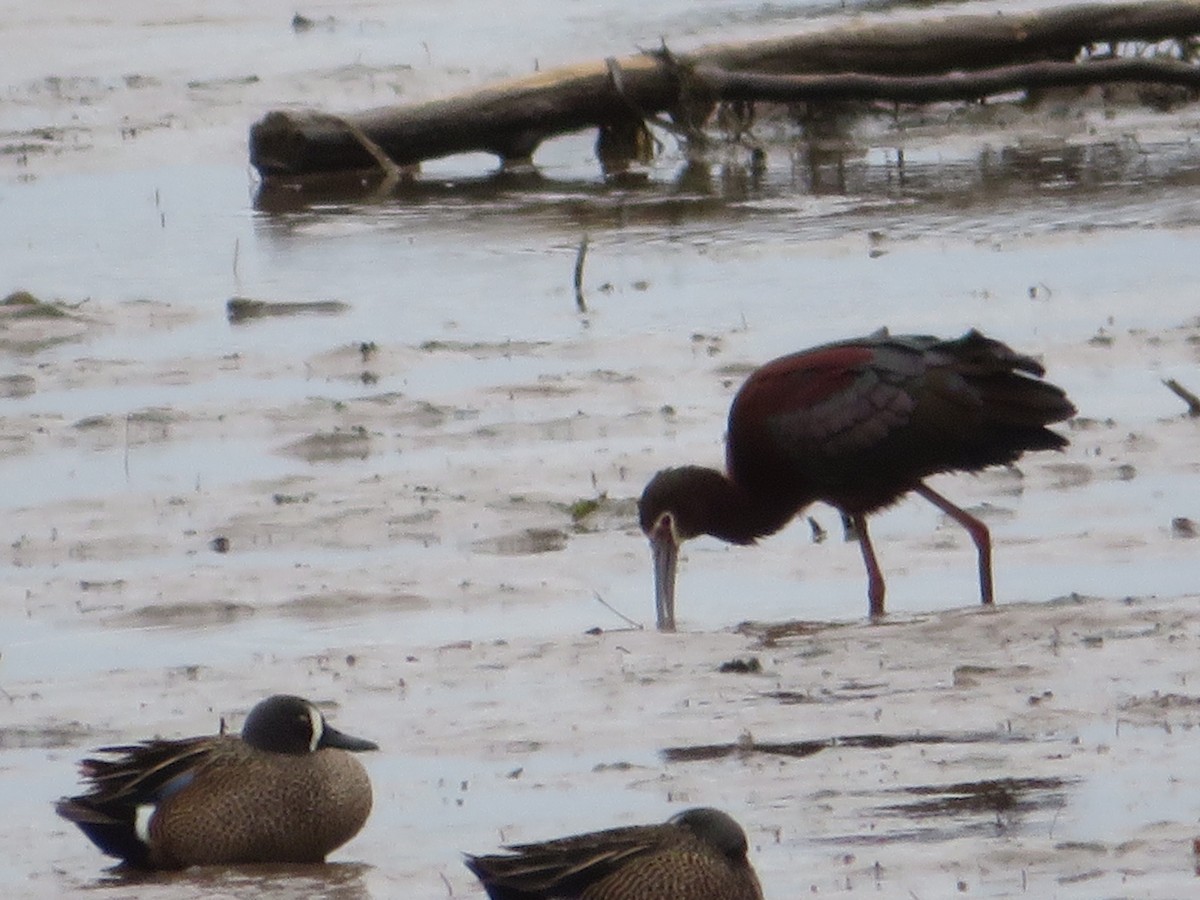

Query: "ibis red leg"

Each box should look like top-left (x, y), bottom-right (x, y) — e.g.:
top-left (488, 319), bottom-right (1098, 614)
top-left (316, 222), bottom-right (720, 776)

top-left (914, 482), bottom-right (994, 606)
top-left (850, 513), bottom-right (886, 618)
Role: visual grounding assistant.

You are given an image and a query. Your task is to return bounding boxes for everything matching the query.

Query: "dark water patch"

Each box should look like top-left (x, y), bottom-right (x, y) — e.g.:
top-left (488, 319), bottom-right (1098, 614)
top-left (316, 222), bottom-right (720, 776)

top-left (73, 414), bottom-right (114, 430)
top-left (718, 657), bottom-right (762, 674)
top-left (352, 396), bottom-right (476, 430)
top-left (1170, 516), bottom-right (1196, 537)
top-left (79, 579), bottom-right (127, 593)
top-left (0, 290), bottom-right (90, 353)
top-left (276, 591), bottom-right (431, 621)
top-left (226, 297), bottom-right (351, 323)
top-left (761, 679), bottom-right (897, 702)
top-left (1043, 460), bottom-right (1096, 490)
top-left (114, 600), bottom-right (256, 628)
top-left (663, 729), bottom-right (1028, 762)
top-left (875, 775), bottom-right (1073, 818)
top-left (1057, 868), bottom-right (1107, 886)
top-left (472, 528), bottom-right (569, 556)
top-left (1, 290), bottom-right (70, 319)
top-left (489, 380), bottom-right (578, 399)
top-left (0, 721), bottom-right (97, 751)
top-left (0, 431), bottom-right (30, 459)
top-left (951, 664), bottom-right (1035, 687)
top-left (735, 619), bottom-right (846, 647)
top-left (280, 427), bottom-right (372, 463)
top-left (419, 338), bottom-right (551, 357)
top-left (564, 495), bottom-right (637, 532)
top-left (272, 491), bottom-right (315, 505)
top-left (760, 689), bottom-right (818, 704)
top-left (0, 374), bottom-right (36, 398)
top-left (1118, 691), bottom-right (1200, 723)
top-left (815, 776), bottom-right (1075, 846)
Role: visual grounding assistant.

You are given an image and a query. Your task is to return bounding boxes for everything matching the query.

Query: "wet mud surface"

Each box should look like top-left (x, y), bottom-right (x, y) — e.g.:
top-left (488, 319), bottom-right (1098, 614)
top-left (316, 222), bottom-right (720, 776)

top-left (4, 0), bottom-right (1200, 897)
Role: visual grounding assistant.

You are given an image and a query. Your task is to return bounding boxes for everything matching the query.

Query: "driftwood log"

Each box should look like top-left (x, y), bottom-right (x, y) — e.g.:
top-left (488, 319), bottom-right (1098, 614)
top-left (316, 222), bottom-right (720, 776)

top-left (249, 0), bottom-right (1200, 181)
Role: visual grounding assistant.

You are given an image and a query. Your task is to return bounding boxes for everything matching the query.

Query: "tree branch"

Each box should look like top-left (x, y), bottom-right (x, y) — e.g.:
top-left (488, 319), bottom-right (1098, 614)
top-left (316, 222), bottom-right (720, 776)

top-left (249, 0), bottom-right (1200, 181)
top-left (694, 57), bottom-right (1200, 104)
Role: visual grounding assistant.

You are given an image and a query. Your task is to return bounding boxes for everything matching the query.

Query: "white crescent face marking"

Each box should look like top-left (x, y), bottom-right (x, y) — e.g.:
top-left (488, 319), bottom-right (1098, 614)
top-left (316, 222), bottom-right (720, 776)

top-left (307, 703), bottom-right (323, 753)
top-left (135, 804), bottom-right (156, 846)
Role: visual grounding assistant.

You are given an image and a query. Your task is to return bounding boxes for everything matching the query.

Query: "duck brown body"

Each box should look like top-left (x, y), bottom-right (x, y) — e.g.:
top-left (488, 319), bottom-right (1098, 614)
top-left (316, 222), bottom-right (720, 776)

top-left (465, 807), bottom-right (763, 900)
top-left (56, 695), bottom-right (377, 869)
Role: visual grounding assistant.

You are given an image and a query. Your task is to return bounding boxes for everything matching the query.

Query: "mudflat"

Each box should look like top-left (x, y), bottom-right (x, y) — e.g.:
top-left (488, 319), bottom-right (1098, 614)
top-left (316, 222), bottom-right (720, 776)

top-left (4, 2), bottom-right (1200, 897)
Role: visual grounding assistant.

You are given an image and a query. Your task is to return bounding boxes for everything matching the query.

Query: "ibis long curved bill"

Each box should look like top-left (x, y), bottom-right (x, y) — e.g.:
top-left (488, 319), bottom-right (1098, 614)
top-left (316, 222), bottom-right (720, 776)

top-left (647, 511), bottom-right (680, 631)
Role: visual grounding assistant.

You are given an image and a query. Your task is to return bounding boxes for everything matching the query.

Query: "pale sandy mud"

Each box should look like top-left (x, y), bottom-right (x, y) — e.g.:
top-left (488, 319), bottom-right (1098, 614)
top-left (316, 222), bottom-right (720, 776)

top-left (4, 1), bottom-right (1200, 898)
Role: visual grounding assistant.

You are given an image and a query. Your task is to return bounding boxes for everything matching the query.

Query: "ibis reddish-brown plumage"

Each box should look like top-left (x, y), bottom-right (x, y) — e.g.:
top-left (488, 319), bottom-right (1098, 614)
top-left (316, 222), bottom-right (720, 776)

top-left (638, 330), bottom-right (1076, 630)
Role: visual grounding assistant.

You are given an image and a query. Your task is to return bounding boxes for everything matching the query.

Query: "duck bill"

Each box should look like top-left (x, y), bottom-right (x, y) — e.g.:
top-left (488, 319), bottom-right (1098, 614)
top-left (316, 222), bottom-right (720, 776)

top-left (319, 725), bottom-right (379, 753)
top-left (649, 526), bottom-right (679, 632)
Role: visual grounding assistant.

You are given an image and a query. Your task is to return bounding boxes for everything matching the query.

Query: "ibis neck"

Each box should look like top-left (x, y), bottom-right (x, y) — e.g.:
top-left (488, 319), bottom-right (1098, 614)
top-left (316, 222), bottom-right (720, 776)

top-left (701, 471), bottom-right (802, 545)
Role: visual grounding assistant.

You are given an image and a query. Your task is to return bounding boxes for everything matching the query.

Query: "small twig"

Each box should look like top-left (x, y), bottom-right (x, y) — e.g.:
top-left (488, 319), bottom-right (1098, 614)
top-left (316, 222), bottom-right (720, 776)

top-left (1163, 377), bottom-right (1200, 416)
top-left (0, 658), bottom-right (12, 703)
top-left (593, 591), bottom-right (644, 630)
top-left (573, 235), bottom-right (589, 312)
top-left (604, 55), bottom-right (675, 149)
top-left (641, 43), bottom-right (712, 144)
top-left (315, 112), bottom-right (406, 188)
top-left (123, 414), bottom-right (132, 481)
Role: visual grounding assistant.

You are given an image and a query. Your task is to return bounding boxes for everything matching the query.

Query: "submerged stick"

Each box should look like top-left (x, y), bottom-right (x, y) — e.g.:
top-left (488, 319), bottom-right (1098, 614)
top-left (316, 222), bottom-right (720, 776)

top-left (593, 591), bottom-right (643, 629)
top-left (574, 235), bottom-right (589, 313)
top-left (1163, 377), bottom-right (1200, 415)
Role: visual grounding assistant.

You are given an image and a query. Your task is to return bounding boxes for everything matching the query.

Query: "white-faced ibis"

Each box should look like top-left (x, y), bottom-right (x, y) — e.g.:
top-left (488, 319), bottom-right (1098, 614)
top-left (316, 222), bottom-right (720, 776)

top-left (464, 807), bottom-right (763, 900)
top-left (638, 329), bottom-right (1076, 631)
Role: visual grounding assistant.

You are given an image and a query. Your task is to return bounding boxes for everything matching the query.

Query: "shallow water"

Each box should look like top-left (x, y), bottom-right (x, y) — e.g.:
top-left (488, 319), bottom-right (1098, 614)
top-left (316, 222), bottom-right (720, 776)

top-left (5, 0), bottom-right (1200, 897)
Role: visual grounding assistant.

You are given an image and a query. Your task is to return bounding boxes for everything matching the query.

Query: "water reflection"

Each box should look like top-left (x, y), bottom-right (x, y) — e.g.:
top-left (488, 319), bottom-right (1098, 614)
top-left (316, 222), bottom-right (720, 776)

top-left (78, 861), bottom-right (373, 900)
top-left (253, 123), bottom-right (1200, 240)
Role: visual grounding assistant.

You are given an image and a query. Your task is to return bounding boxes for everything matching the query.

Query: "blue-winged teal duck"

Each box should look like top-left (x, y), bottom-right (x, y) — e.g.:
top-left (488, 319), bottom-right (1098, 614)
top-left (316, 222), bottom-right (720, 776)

top-left (56, 694), bottom-right (377, 869)
top-left (464, 807), bottom-right (763, 899)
